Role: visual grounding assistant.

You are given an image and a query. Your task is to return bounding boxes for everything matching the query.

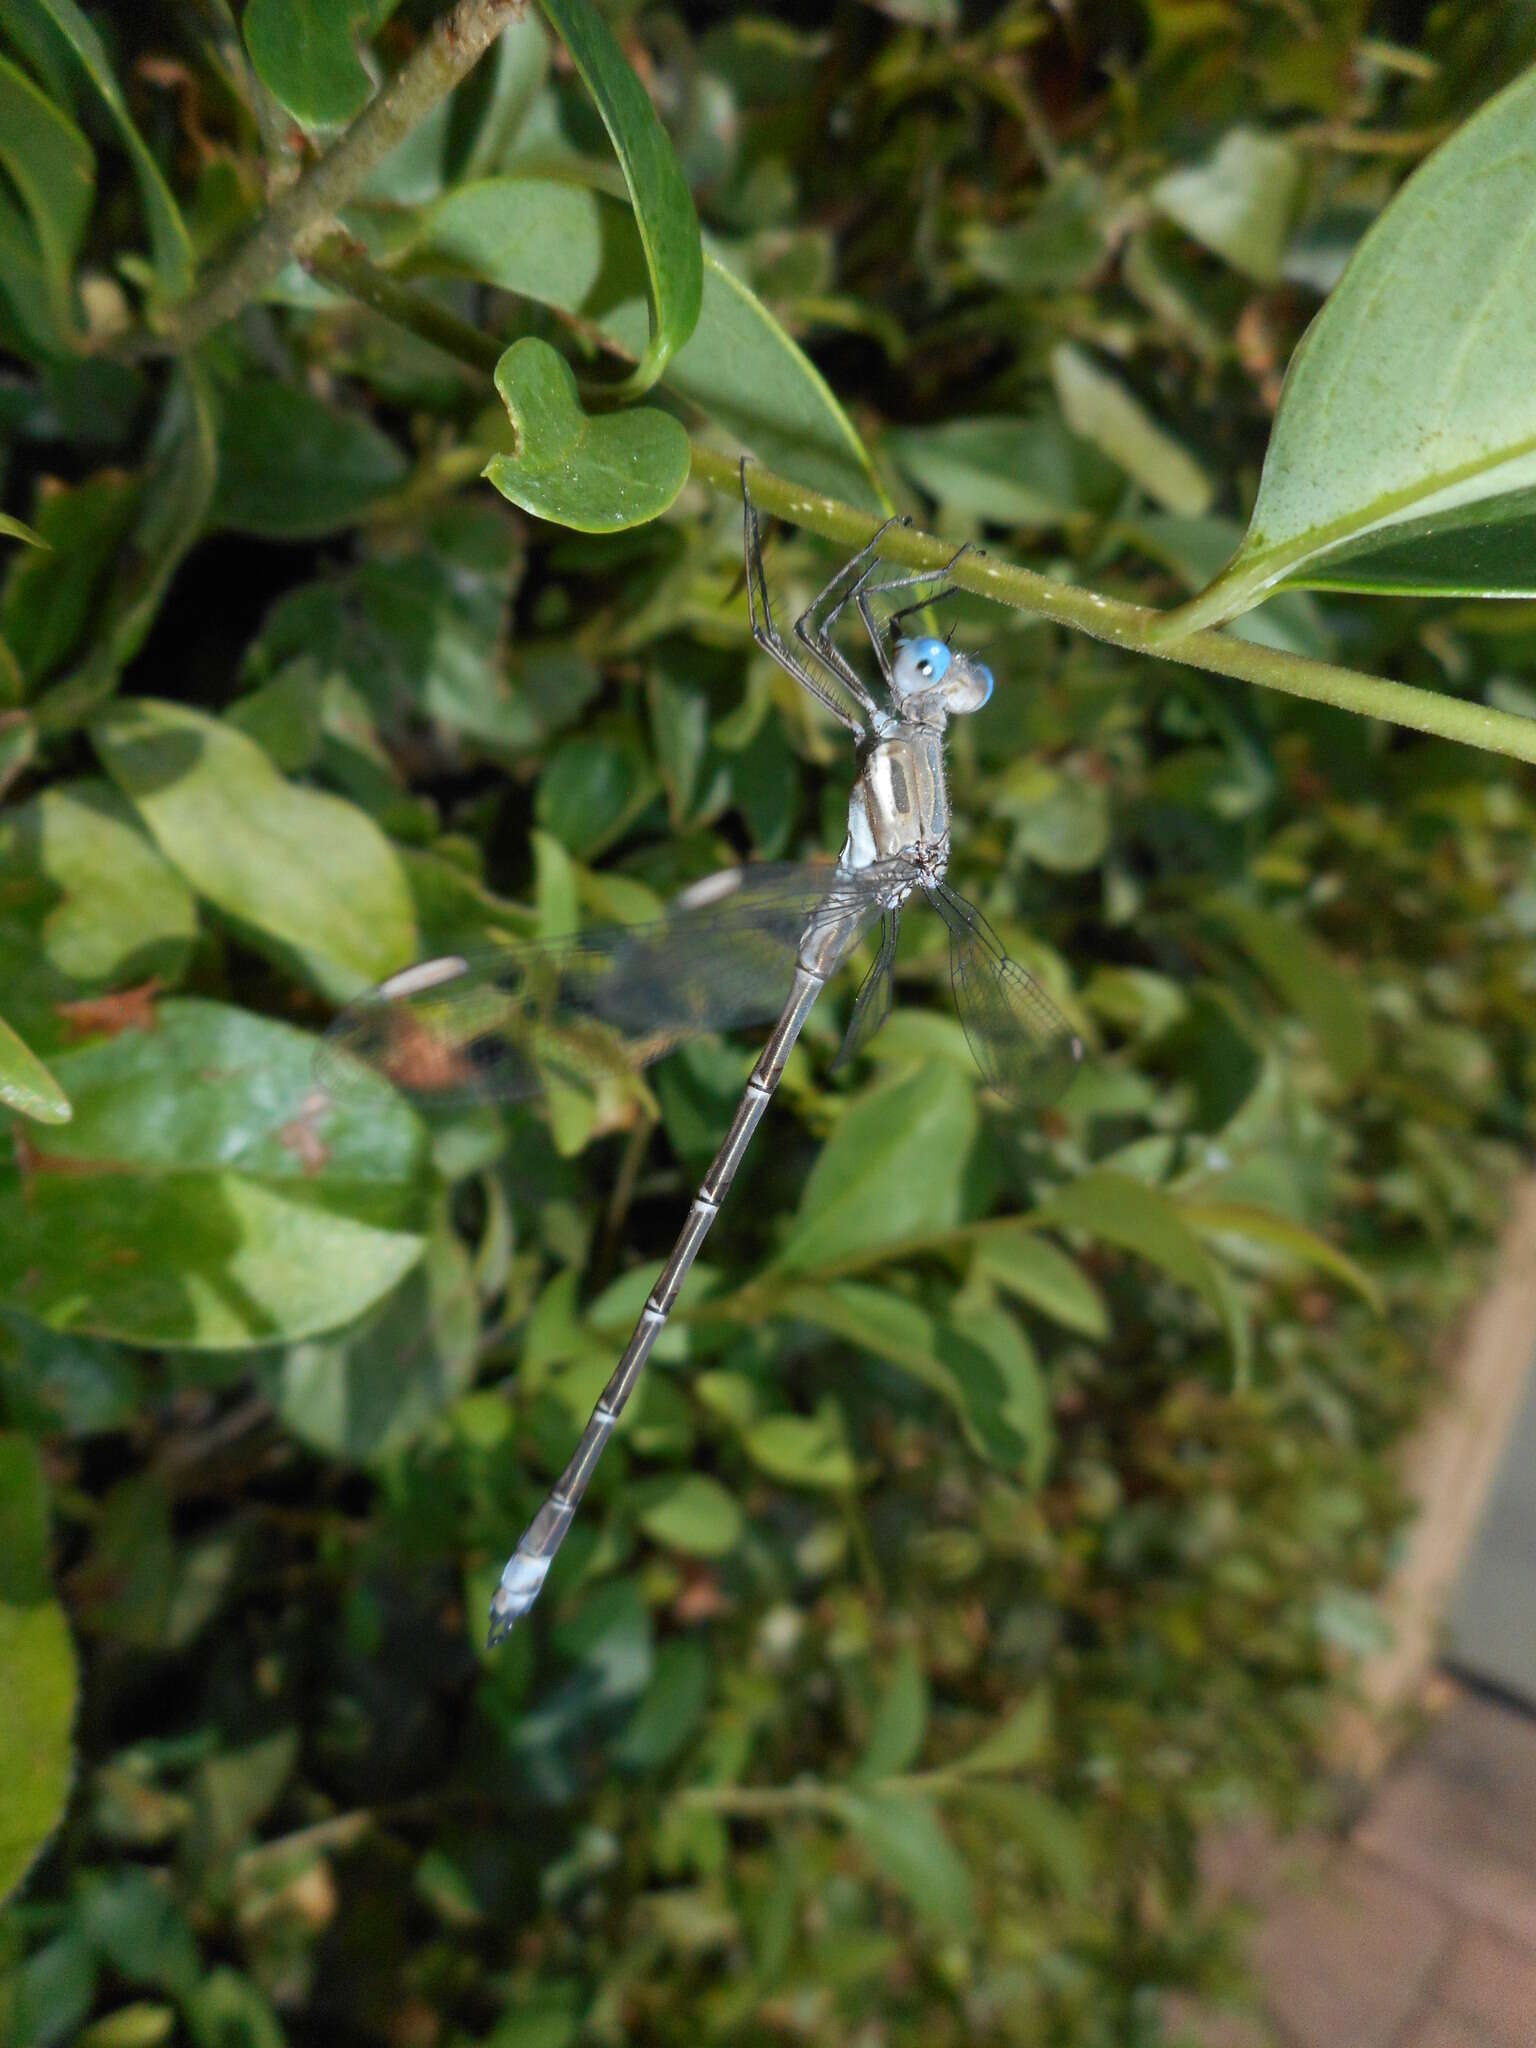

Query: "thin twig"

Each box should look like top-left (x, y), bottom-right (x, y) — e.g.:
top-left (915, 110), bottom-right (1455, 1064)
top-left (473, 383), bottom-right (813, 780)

top-left (143, 0), bottom-right (529, 355)
top-left (289, 247), bottom-right (1536, 772)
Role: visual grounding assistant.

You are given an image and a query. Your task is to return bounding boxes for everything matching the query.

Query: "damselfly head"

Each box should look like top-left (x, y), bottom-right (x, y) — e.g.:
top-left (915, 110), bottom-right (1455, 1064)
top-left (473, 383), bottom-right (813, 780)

top-left (892, 634), bottom-right (994, 716)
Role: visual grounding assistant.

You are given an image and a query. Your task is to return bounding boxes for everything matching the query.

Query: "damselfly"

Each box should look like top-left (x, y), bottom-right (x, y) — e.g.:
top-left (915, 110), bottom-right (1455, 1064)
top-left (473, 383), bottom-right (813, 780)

top-left (322, 466), bottom-right (1083, 1642)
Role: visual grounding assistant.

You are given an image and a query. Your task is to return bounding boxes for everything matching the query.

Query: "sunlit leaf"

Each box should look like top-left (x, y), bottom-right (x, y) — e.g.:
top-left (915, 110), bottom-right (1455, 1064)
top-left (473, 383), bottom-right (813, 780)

top-left (1153, 129), bottom-right (1302, 283)
top-left (633, 1472), bottom-right (744, 1557)
top-left (775, 1066), bottom-right (977, 1273)
top-left (0, 999), bottom-right (427, 1347)
top-left (1031, 1170), bottom-right (1250, 1376)
top-left (0, 1013), bottom-right (69, 1124)
top-left (0, 1434), bottom-right (77, 1908)
top-left (94, 697), bottom-right (417, 986)
top-left (1051, 342), bottom-right (1212, 516)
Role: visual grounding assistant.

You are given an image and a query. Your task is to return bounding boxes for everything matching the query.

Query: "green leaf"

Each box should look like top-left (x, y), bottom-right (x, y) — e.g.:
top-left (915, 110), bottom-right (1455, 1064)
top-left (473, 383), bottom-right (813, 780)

top-left (184, 1969), bottom-right (285, 2048)
top-left (0, 1013), bottom-right (70, 1124)
top-left (743, 1401), bottom-right (856, 1491)
top-left (1153, 129), bottom-right (1303, 283)
top-left (93, 697), bottom-right (417, 986)
top-left (270, 1224), bottom-right (477, 1459)
top-left (537, 0), bottom-right (702, 392)
top-left (945, 1781), bottom-right (1090, 1899)
top-left (1051, 342), bottom-right (1212, 516)
top-left (885, 413), bottom-right (1117, 527)
top-left (784, 1282), bottom-right (1050, 1478)
top-left (0, 780), bottom-right (198, 1051)
top-left (1116, 512), bottom-right (1332, 659)
top-left (775, 1066), bottom-right (978, 1273)
top-left (484, 337), bottom-right (691, 532)
top-left (408, 176), bottom-right (883, 507)
top-left (77, 2004), bottom-right (177, 2048)
top-left (1207, 897), bottom-right (1374, 1085)
top-left (0, 999), bottom-right (428, 1347)
top-left (0, 1434), bottom-right (78, 1907)
top-left (1182, 1200), bottom-right (1384, 1313)
top-left (960, 163), bottom-right (1106, 294)
top-left (612, 1638), bottom-right (710, 1772)
top-left (26, 0), bottom-right (193, 299)
top-left (77, 1868), bottom-right (198, 1995)
top-left (949, 1688), bottom-right (1051, 1776)
top-left (1, 470), bottom-right (139, 686)
top-left (244, 0), bottom-right (397, 127)
top-left (855, 1643), bottom-right (929, 1782)
top-left (0, 512), bottom-right (47, 547)
top-left (1159, 64), bottom-right (1536, 622)
top-left (0, 54), bottom-right (94, 341)
top-left (971, 1230), bottom-right (1109, 1339)
top-left (633, 1472), bottom-right (745, 1557)
top-left (211, 374), bottom-right (408, 538)
top-left (1031, 1170), bottom-right (1249, 1376)
top-left (100, 363), bottom-right (219, 676)
top-left (834, 1792), bottom-right (974, 1933)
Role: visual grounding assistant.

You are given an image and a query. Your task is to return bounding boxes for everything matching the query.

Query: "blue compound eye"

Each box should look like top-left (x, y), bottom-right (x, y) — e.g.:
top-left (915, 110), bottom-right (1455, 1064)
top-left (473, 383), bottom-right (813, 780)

top-left (973, 662), bottom-right (994, 706)
top-left (906, 636), bottom-right (952, 682)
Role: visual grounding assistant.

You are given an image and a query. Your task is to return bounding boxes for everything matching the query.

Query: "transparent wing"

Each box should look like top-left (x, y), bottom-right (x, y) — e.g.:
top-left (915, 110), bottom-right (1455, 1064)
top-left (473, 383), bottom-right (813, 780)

top-left (320, 861), bottom-right (897, 1107)
top-left (831, 910), bottom-right (898, 1072)
top-left (928, 882), bottom-right (1083, 1108)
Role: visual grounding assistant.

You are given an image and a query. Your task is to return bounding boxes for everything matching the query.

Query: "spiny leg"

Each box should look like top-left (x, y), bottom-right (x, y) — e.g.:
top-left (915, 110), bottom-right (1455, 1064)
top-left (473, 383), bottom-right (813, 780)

top-left (741, 459), bottom-right (866, 739)
top-left (841, 544), bottom-right (980, 673)
top-left (792, 513), bottom-right (913, 719)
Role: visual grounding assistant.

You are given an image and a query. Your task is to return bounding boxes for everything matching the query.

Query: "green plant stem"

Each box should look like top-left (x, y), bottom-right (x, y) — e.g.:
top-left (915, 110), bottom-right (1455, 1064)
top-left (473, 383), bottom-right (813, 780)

top-left (146, 0), bottom-right (529, 354)
top-left (305, 252), bottom-right (1536, 770)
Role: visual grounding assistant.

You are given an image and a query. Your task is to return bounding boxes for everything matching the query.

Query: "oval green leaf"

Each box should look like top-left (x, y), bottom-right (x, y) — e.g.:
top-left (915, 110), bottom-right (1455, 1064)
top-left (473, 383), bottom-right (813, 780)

top-left (1051, 342), bottom-right (1212, 516)
top-left (93, 697), bottom-right (417, 986)
top-left (774, 1065), bottom-right (978, 1274)
top-left (0, 999), bottom-right (428, 1347)
top-left (0, 1434), bottom-right (78, 1907)
top-left (1031, 1169), bottom-right (1249, 1376)
top-left (210, 375), bottom-right (408, 539)
top-left (834, 1792), bottom-right (974, 1934)
top-left (743, 1401), bottom-right (856, 1491)
top-left (0, 780), bottom-right (198, 1051)
top-left (633, 1472), bottom-right (745, 1558)
top-left (537, 0), bottom-right (702, 392)
top-left (484, 336), bottom-right (691, 532)
top-left (270, 1224), bottom-right (478, 1460)
top-left (243, 0), bottom-right (395, 127)
top-left (0, 1013), bottom-right (70, 1125)
top-left (1207, 897), bottom-right (1374, 1086)
top-left (1160, 65), bottom-right (1536, 623)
